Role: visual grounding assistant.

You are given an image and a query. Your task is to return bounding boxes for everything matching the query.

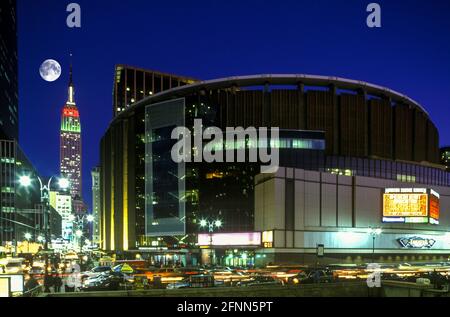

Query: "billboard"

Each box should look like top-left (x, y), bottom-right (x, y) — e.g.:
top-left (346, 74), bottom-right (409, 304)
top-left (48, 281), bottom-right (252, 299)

top-left (198, 232), bottom-right (261, 246)
top-left (429, 193), bottom-right (440, 220)
top-left (383, 193), bottom-right (428, 217)
top-left (383, 188), bottom-right (439, 224)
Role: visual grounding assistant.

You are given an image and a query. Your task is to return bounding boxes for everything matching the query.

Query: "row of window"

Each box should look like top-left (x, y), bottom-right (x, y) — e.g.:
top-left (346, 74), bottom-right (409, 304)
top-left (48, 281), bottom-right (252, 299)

top-left (324, 156), bottom-right (450, 186)
top-left (204, 138), bottom-right (325, 152)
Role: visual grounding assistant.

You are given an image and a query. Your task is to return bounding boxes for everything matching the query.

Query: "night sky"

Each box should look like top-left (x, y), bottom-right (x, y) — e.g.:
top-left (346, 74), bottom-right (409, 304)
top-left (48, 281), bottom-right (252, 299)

top-left (17, 0), bottom-right (450, 210)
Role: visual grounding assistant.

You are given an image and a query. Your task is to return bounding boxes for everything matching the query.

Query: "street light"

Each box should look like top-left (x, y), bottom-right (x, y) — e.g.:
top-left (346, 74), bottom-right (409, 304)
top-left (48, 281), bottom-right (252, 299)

top-left (58, 178), bottom-right (70, 190)
top-left (199, 218), bottom-right (223, 233)
top-left (368, 227), bottom-right (382, 262)
top-left (24, 233), bottom-right (32, 253)
top-left (19, 175), bottom-right (32, 187)
top-left (70, 213), bottom-right (95, 251)
top-left (198, 217), bottom-right (224, 266)
top-left (19, 174), bottom-right (70, 287)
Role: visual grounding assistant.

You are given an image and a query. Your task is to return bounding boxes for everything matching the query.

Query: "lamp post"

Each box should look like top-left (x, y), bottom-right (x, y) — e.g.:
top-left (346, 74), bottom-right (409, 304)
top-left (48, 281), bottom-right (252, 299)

top-left (199, 218), bottom-right (223, 233)
top-left (368, 228), bottom-right (382, 263)
top-left (198, 218), bottom-right (223, 266)
top-left (19, 174), bottom-right (69, 286)
top-left (69, 214), bottom-right (94, 252)
top-left (24, 232), bottom-right (32, 253)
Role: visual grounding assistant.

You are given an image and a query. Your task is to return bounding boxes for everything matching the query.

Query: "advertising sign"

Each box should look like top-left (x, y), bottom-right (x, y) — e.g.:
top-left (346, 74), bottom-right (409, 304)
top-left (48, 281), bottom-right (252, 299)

top-left (317, 244), bottom-right (325, 257)
top-left (383, 193), bottom-right (428, 217)
top-left (198, 232), bottom-right (261, 246)
top-left (429, 194), bottom-right (440, 221)
top-left (398, 237), bottom-right (436, 249)
top-left (383, 189), bottom-right (439, 224)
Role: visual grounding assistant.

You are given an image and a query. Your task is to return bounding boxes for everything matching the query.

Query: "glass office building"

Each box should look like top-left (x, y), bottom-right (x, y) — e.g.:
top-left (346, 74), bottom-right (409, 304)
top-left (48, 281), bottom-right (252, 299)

top-left (0, 0), bottom-right (18, 141)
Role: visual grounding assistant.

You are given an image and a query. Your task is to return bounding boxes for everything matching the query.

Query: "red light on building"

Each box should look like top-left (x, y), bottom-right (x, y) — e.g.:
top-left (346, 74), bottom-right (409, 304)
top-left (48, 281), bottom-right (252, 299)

top-left (63, 108), bottom-right (79, 118)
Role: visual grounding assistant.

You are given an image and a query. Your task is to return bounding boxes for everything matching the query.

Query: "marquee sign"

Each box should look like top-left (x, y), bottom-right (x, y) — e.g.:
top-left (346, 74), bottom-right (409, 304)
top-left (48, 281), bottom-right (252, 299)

top-left (398, 237), bottom-right (436, 249)
top-left (383, 188), bottom-right (440, 224)
top-left (198, 232), bottom-right (261, 246)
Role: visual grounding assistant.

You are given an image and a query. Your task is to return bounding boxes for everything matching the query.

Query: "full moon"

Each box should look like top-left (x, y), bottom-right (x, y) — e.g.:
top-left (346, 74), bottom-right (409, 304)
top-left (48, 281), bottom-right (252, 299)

top-left (39, 59), bottom-right (62, 82)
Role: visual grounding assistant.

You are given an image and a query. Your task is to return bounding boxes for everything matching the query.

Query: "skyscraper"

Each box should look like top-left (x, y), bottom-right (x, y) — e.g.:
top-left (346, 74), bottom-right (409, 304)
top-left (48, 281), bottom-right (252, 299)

top-left (49, 190), bottom-right (73, 240)
top-left (0, 0), bottom-right (18, 141)
top-left (91, 167), bottom-right (101, 246)
top-left (60, 64), bottom-right (82, 200)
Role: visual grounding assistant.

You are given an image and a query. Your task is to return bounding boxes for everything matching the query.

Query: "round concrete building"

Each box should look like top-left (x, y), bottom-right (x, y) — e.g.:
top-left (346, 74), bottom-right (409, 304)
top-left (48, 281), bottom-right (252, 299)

top-left (99, 73), bottom-right (449, 266)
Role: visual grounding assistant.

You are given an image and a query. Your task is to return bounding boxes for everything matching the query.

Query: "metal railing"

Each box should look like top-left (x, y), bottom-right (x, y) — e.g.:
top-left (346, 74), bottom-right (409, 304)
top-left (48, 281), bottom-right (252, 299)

top-left (22, 285), bottom-right (44, 297)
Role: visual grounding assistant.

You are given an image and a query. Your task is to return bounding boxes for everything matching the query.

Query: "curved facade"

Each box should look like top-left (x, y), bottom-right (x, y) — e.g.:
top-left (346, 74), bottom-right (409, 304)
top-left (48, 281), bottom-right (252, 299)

top-left (100, 74), bottom-right (447, 252)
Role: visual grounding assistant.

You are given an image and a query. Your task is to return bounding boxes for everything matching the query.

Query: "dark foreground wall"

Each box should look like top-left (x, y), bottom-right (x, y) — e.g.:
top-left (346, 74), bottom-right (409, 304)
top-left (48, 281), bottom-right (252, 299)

top-left (45, 282), bottom-right (377, 297)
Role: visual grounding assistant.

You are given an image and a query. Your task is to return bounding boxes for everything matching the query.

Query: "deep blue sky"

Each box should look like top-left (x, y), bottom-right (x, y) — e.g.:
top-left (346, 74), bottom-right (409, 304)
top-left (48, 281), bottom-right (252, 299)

top-left (18, 0), bottom-right (450, 210)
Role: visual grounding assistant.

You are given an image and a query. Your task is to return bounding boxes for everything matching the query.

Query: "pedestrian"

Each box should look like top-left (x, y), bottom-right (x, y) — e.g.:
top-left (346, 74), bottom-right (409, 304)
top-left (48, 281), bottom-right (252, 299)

top-left (53, 273), bottom-right (63, 293)
top-left (312, 270), bottom-right (321, 284)
top-left (65, 268), bottom-right (77, 293)
top-left (43, 274), bottom-right (53, 293)
top-left (24, 274), bottom-right (39, 292)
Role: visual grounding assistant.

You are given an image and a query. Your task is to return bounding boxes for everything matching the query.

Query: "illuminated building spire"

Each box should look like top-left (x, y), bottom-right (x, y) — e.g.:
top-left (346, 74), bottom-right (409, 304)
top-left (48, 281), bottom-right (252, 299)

top-left (68, 53), bottom-right (75, 104)
top-left (60, 52), bottom-right (83, 200)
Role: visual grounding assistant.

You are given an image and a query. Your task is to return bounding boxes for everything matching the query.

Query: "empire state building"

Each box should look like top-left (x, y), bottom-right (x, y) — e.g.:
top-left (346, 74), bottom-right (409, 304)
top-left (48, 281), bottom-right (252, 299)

top-left (60, 65), bottom-right (82, 199)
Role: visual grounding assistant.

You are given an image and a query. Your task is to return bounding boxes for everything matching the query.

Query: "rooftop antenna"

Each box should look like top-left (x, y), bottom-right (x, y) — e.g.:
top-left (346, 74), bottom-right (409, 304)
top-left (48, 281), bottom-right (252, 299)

top-left (68, 53), bottom-right (75, 104)
top-left (69, 52), bottom-right (73, 86)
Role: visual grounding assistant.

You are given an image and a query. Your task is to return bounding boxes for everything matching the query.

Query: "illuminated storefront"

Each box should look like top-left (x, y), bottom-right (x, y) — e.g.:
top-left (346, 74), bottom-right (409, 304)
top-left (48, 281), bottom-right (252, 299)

top-left (198, 232), bottom-right (262, 266)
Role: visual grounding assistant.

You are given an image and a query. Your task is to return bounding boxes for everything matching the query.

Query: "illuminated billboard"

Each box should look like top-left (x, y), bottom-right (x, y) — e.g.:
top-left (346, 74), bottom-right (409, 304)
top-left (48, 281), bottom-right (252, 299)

top-left (383, 188), bottom-right (440, 224)
top-left (198, 232), bottom-right (261, 246)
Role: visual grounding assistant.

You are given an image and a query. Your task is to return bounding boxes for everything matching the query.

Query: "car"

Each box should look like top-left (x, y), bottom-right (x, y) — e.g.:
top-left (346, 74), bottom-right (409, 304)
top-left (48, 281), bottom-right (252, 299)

top-left (287, 272), bottom-right (309, 285)
top-left (144, 268), bottom-right (184, 283)
top-left (166, 274), bottom-right (223, 289)
top-left (28, 266), bottom-right (45, 275)
top-left (1, 258), bottom-right (25, 274)
top-left (81, 271), bottom-right (132, 291)
top-left (237, 276), bottom-right (284, 287)
top-left (166, 278), bottom-right (190, 289)
top-left (81, 266), bottom-right (112, 280)
top-left (288, 270), bottom-right (334, 285)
